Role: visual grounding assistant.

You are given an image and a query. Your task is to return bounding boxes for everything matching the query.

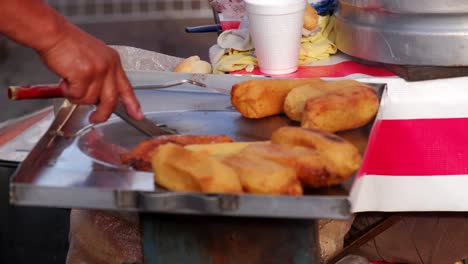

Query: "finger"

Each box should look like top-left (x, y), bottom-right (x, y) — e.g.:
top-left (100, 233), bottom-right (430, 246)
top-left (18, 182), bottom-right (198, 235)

top-left (63, 57), bottom-right (104, 100)
top-left (63, 78), bottom-right (93, 101)
top-left (70, 78), bottom-right (102, 105)
top-left (116, 68), bottom-right (144, 120)
top-left (58, 79), bottom-right (70, 92)
top-left (59, 79), bottom-right (85, 101)
top-left (89, 77), bottom-right (119, 123)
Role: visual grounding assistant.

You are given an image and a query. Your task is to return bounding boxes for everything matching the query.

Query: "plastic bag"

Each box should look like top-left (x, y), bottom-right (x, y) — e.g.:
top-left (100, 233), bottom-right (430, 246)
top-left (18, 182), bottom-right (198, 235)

top-left (208, 0), bottom-right (246, 19)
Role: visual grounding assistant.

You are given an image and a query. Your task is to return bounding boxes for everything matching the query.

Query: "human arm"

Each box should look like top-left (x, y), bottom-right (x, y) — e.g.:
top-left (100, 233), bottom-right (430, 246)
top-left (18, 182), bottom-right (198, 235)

top-left (0, 0), bottom-right (143, 123)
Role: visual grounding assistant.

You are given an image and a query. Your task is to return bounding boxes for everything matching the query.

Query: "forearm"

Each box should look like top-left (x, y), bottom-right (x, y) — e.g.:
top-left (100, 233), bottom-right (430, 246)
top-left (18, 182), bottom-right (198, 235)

top-left (0, 0), bottom-right (143, 122)
top-left (0, 0), bottom-right (68, 52)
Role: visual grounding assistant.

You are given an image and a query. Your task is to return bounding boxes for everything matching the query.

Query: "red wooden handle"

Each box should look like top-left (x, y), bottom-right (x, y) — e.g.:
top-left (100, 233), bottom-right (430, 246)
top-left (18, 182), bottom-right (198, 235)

top-left (8, 84), bottom-right (64, 100)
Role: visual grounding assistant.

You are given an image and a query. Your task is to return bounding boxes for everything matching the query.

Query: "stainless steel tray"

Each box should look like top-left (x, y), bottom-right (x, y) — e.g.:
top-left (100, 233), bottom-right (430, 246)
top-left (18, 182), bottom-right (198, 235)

top-left (10, 83), bottom-right (384, 220)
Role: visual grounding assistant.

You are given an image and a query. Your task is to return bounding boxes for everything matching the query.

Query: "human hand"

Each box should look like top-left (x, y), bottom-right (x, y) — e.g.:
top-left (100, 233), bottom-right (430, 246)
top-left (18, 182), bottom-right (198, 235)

top-left (37, 24), bottom-right (143, 123)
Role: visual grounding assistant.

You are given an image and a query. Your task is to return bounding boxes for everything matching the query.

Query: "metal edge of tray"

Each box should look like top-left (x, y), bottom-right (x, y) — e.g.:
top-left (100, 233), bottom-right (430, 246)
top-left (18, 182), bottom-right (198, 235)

top-left (9, 83), bottom-right (386, 220)
top-left (10, 185), bottom-right (350, 220)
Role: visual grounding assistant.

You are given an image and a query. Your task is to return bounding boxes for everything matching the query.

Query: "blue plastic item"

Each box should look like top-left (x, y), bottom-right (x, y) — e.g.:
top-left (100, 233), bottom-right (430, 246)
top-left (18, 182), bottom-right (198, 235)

top-left (311, 0), bottom-right (336, 15)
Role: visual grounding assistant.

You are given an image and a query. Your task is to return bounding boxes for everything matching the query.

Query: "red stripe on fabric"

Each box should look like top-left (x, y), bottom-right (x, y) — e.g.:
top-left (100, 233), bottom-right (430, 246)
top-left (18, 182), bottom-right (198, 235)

top-left (231, 61), bottom-right (396, 78)
top-left (358, 118), bottom-right (468, 177)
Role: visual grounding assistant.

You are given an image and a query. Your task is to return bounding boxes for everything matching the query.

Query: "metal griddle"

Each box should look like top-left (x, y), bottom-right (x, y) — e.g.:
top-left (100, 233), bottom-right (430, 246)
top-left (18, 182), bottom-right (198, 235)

top-left (335, 0), bottom-right (468, 67)
top-left (334, 0), bottom-right (468, 81)
top-left (9, 75), bottom-right (386, 220)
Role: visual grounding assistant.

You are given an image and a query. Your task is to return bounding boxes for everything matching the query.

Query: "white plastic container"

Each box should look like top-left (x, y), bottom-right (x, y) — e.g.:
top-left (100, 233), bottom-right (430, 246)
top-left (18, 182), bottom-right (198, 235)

top-left (245, 0), bottom-right (306, 75)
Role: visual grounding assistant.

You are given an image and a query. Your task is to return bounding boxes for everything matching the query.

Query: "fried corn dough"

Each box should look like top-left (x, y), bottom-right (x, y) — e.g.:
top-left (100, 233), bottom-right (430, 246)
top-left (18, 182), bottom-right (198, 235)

top-left (337, 129), bottom-right (370, 155)
top-left (222, 153), bottom-right (303, 195)
top-left (185, 141), bottom-right (268, 157)
top-left (121, 135), bottom-right (234, 171)
top-left (284, 83), bottom-right (344, 121)
top-left (271, 127), bottom-right (362, 187)
top-left (284, 80), bottom-right (376, 123)
top-left (152, 143), bottom-right (243, 193)
top-left (302, 83), bottom-right (379, 133)
top-left (304, 0), bottom-right (319, 31)
top-left (239, 143), bottom-right (330, 187)
top-left (231, 78), bottom-right (324, 119)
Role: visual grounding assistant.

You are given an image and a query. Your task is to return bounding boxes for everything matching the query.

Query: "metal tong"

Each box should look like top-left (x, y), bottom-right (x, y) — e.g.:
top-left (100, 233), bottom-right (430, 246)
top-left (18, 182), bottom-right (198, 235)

top-left (8, 79), bottom-right (208, 137)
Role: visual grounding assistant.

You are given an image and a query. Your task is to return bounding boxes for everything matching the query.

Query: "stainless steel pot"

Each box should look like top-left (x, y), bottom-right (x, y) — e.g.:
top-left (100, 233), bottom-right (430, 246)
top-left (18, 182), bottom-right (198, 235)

top-left (335, 0), bottom-right (468, 66)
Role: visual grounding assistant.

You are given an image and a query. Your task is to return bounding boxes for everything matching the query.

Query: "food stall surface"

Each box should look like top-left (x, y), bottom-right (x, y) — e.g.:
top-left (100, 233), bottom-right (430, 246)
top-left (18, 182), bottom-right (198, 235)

top-left (6, 61), bottom-right (387, 263)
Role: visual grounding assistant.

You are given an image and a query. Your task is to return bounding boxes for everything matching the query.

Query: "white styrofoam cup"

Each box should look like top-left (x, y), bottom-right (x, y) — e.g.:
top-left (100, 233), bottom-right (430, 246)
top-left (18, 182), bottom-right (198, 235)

top-left (245, 0), bottom-right (306, 75)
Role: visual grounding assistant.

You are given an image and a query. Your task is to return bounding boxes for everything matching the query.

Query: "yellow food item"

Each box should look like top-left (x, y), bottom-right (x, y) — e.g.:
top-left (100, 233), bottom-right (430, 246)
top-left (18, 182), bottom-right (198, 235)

top-left (284, 83), bottom-right (344, 122)
top-left (151, 143), bottom-right (243, 194)
top-left (271, 127), bottom-right (362, 187)
top-left (173, 56), bottom-right (212, 74)
top-left (284, 80), bottom-right (377, 128)
top-left (337, 129), bottom-right (370, 155)
top-left (121, 134), bottom-right (234, 171)
top-left (301, 82), bottom-right (379, 133)
top-left (239, 143), bottom-right (332, 188)
top-left (185, 141), bottom-right (268, 157)
top-left (222, 153), bottom-right (303, 195)
top-left (212, 51), bottom-right (257, 74)
top-left (300, 15), bottom-right (337, 65)
top-left (231, 78), bottom-right (324, 119)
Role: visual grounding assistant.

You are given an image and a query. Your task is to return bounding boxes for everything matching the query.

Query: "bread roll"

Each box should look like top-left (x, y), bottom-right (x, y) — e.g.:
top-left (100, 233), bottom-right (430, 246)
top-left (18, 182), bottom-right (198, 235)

top-left (301, 82), bottom-right (379, 133)
top-left (271, 127), bottom-right (362, 187)
top-left (231, 78), bottom-right (324, 119)
top-left (173, 56), bottom-right (212, 74)
top-left (152, 143), bottom-right (243, 194)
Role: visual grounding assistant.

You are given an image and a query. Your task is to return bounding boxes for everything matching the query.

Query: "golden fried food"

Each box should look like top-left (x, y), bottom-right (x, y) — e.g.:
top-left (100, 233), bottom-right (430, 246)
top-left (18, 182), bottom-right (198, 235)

top-left (239, 143), bottom-right (330, 187)
top-left (222, 153), bottom-right (303, 195)
top-left (185, 141), bottom-right (268, 157)
top-left (301, 82), bottom-right (379, 133)
top-left (284, 84), bottom-right (326, 122)
top-left (337, 129), bottom-right (370, 155)
top-left (284, 80), bottom-right (375, 123)
top-left (121, 135), bottom-right (234, 171)
top-left (231, 78), bottom-right (324, 119)
top-left (271, 127), bottom-right (362, 187)
top-left (152, 143), bottom-right (243, 194)
top-left (303, 1), bottom-right (319, 31)
top-left (284, 82), bottom-right (345, 121)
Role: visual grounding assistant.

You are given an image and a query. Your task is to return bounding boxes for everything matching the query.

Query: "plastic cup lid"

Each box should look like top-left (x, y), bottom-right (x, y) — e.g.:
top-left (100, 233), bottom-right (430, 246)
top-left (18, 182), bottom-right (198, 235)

top-left (244, 0), bottom-right (306, 15)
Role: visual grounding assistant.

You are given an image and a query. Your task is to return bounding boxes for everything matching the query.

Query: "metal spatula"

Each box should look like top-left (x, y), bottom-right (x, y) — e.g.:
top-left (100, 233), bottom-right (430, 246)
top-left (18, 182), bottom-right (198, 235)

top-left (6, 81), bottom-right (208, 137)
